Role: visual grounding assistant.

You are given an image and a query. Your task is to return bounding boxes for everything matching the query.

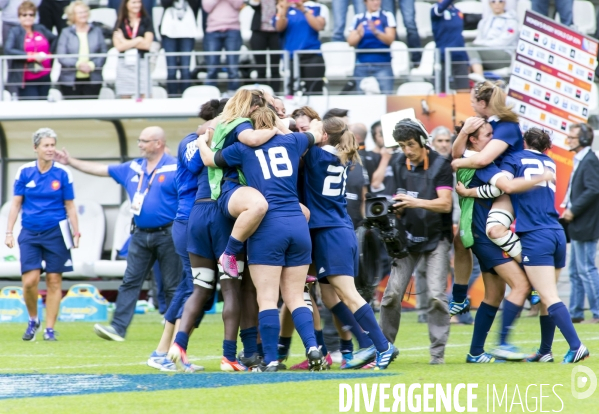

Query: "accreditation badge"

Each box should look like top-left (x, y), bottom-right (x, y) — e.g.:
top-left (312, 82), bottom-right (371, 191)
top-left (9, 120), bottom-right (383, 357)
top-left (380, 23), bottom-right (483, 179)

top-left (130, 191), bottom-right (146, 216)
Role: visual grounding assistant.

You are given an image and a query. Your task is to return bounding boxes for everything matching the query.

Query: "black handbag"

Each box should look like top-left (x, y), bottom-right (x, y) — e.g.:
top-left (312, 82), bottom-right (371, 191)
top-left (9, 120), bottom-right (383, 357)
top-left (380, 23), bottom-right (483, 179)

top-left (463, 13), bottom-right (482, 31)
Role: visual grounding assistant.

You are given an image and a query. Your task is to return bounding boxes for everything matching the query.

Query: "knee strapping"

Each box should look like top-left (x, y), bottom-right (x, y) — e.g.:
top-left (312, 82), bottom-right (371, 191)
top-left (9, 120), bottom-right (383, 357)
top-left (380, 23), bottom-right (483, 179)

top-left (220, 261), bottom-right (244, 281)
top-left (486, 209), bottom-right (522, 258)
top-left (192, 267), bottom-right (215, 289)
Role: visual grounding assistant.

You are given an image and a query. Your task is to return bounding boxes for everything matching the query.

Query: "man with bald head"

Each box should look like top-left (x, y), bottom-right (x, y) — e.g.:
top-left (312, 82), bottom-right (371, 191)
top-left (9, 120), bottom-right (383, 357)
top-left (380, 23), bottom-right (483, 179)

top-left (54, 126), bottom-right (181, 341)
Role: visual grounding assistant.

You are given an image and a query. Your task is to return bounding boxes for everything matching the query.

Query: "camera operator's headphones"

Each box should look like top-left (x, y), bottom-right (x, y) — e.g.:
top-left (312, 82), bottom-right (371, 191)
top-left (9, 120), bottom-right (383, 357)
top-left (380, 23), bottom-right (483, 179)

top-left (393, 118), bottom-right (430, 148)
top-left (578, 123), bottom-right (594, 147)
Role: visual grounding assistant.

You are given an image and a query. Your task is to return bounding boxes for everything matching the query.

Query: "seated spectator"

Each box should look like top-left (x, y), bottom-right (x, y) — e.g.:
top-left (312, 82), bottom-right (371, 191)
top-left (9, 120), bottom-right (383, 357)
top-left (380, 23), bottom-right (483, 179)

top-left (56, 1), bottom-right (107, 100)
top-left (431, 0), bottom-right (470, 92)
top-left (113, 0), bottom-right (154, 98)
top-left (249, 0), bottom-right (282, 93)
top-left (467, 0), bottom-right (518, 82)
top-left (275, 0), bottom-right (326, 95)
top-left (347, 0), bottom-right (396, 95)
top-left (160, 0), bottom-right (199, 97)
top-left (203, 0), bottom-right (244, 96)
top-left (4, 1), bottom-right (56, 100)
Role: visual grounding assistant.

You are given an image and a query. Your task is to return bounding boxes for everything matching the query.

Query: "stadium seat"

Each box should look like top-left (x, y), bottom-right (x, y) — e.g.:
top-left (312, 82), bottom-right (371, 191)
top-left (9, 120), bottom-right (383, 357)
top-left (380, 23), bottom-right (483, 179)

top-left (396, 81), bottom-right (435, 96)
top-left (238, 84), bottom-right (275, 96)
top-left (396, 2), bottom-right (432, 40)
top-left (151, 86), bottom-right (169, 99)
top-left (343, 4), bottom-right (356, 39)
top-left (47, 88), bottom-right (63, 101)
top-left (410, 41), bottom-right (436, 78)
top-left (102, 47), bottom-right (120, 85)
top-left (151, 48), bottom-right (168, 83)
top-left (240, 5), bottom-right (254, 43)
top-left (321, 42), bottom-right (355, 78)
top-left (516, 0), bottom-right (531, 25)
top-left (2, 90), bottom-right (11, 101)
top-left (556, 1), bottom-right (596, 35)
top-left (0, 201), bottom-right (22, 278)
top-left (89, 8), bottom-right (117, 30)
top-left (98, 86), bottom-right (116, 99)
top-left (63, 200), bottom-right (106, 278)
top-left (181, 85), bottom-right (221, 100)
top-left (93, 200), bottom-right (131, 278)
top-left (391, 41), bottom-right (410, 77)
top-left (152, 7), bottom-right (164, 42)
top-left (455, 1), bottom-right (483, 40)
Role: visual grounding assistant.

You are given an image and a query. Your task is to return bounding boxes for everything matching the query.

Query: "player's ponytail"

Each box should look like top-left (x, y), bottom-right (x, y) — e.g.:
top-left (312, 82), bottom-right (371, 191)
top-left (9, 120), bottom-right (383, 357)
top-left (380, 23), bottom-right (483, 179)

top-left (473, 80), bottom-right (519, 124)
top-left (221, 89), bottom-right (266, 124)
top-left (322, 117), bottom-right (361, 165)
top-left (523, 127), bottom-right (552, 153)
top-left (250, 107), bottom-right (277, 130)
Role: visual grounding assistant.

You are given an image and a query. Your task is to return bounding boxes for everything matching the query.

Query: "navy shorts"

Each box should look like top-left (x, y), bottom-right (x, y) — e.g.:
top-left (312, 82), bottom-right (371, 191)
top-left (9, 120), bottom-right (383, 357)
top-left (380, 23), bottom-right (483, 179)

top-left (471, 227), bottom-right (511, 274)
top-left (165, 219), bottom-right (193, 323)
top-left (187, 201), bottom-right (235, 261)
top-left (217, 184), bottom-right (242, 220)
top-left (311, 226), bottom-right (359, 282)
top-left (247, 214), bottom-right (312, 267)
top-left (18, 225), bottom-right (73, 274)
top-left (519, 228), bottom-right (567, 268)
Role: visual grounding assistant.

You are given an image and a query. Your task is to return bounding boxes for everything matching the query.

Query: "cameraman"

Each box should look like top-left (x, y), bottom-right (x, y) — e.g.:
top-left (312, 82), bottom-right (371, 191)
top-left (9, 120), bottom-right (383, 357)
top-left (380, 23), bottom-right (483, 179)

top-left (379, 119), bottom-right (453, 365)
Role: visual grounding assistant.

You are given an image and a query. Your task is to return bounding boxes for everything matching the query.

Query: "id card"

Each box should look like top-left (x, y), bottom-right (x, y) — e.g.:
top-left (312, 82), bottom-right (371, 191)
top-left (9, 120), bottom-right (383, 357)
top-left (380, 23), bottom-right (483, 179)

top-left (130, 191), bottom-right (145, 216)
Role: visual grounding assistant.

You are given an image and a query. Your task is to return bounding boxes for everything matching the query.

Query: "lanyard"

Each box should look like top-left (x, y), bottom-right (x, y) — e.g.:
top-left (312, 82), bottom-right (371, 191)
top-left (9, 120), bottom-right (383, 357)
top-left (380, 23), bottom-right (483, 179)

top-left (124, 18), bottom-right (140, 38)
top-left (136, 169), bottom-right (158, 196)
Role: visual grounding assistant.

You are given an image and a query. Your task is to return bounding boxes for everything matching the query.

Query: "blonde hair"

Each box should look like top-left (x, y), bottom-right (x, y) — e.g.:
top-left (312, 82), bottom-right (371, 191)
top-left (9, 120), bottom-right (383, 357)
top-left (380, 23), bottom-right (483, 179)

top-left (322, 117), bottom-right (361, 165)
top-left (473, 80), bottom-right (519, 123)
top-left (250, 107), bottom-right (277, 130)
top-left (65, 1), bottom-right (89, 25)
top-left (18, 1), bottom-right (36, 15)
top-left (220, 89), bottom-right (267, 124)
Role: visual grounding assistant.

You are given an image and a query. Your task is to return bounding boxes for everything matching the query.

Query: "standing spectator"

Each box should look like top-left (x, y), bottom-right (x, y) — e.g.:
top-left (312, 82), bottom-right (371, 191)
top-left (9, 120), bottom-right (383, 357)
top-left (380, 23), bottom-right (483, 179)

top-left (4, 1), bottom-right (57, 100)
top-left (249, 0), bottom-right (282, 93)
top-left (275, 0), bottom-right (326, 95)
top-left (57, 1), bottom-right (107, 99)
top-left (532, 0), bottom-right (573, 27)
top-left (332, 0), bottom-right (365, 41)
top-left (203, 0), bottom-right (244, 96)
top-left (37, 0), bottom-right (69, 35)
top-left (430, 126), bottom-right (452, 158)
top-left (0, 0), bottom-right (41, 44)
top-left (5, 128), bottom-right (80, 342)
top-left (467, 0), bottom-right (519, 82)
top-left (113, 0), bottom-right (155, 98)
top-left (109, 0), bottom-right (155, 20)
top-left (561, 123), bottom-right (599, 324)
top-left (160, 0), bottom-right (199, 97)
top-left (347, 0), bottom-right (396, 95)
top-left (431, 0), bottom-right (470, 92)
top-left (386, 0), bottom-right (422, 64)
top-left (54, 127), bottom-right (182, 341)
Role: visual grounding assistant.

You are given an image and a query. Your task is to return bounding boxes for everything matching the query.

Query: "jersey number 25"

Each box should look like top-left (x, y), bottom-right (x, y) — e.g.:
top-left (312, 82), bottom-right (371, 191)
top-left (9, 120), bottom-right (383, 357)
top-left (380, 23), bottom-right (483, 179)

top-left (522, 158), bottom-right (556, 192)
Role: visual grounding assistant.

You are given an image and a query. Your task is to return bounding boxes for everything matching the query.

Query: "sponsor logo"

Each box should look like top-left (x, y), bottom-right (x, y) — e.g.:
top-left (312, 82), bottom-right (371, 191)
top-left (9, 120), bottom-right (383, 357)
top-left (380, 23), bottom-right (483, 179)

top-left (545, 92), bottom-right (551, 101)
top-left (561, 121), bottom-right (567, 130)
top-left (553, 95), bottom-right (560, 105)
top-left (548, 55), bottom-right (554, 64)
top-left (583, 108), bottom-right (588, 116)
top-left (576, 89), bottom-right (582, 98)
top-left (570, 49), bottom-right (576, 58)
top-left (534, 33), bottom-right (540, 42)
top-left (550, 41), bottom-right (556, 50)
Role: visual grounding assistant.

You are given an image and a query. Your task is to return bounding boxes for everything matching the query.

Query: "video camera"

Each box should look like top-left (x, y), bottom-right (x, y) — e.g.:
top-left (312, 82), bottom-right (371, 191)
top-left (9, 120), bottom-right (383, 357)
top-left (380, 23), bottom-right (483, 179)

top-left (363, 194), bottom-right (409, 259)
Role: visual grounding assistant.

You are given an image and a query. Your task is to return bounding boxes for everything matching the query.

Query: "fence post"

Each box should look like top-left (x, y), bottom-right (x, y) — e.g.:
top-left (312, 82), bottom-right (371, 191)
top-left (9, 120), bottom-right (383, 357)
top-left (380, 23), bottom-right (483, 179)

top-left (293, 52), bottom-right (300, 94)
top-left (283, 51), bottom-right (290, 96)
top-left (445, 49), bottom-right (451, 95)
top-left (434, 48), bottom-right (441, 95)
top-left (145, 54), bottom-right (152, 99)
top-left (134, 53), bottom-right (140, 100)
top-left (0, 58), bottom-right (4, 101)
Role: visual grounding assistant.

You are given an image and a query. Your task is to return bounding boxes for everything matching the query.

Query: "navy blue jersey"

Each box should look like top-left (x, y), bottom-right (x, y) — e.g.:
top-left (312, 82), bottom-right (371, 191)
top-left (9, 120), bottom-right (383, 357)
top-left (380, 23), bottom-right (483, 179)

top-left (500, 150), bottom-right (561, 233)
top-left (468, 163), bottom-right (504, 234)
top-left (220, 120), bottom-right (254, 196)
top-left (274, 1), bottom-right (323, 54)
top-left (13, 161), bottom-right (74, 232)
top-left (176, 133), bottom-right (204, 220)
top-left (488, 118), bottom-right (523, 164)
top-left (352, 9), bottom-right (396, 63)
top-left (303, 145), bottom-right (353, 229)
top-left (431, 0), bottom-right (468, 63)
top-left (218, 132), bottom-right (312, 218)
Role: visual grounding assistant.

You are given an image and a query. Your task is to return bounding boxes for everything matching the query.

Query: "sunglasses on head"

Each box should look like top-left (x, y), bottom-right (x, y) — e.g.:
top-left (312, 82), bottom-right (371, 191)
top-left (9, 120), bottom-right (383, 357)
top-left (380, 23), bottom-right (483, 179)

top-left (20, 13), bottom-right (35, 17)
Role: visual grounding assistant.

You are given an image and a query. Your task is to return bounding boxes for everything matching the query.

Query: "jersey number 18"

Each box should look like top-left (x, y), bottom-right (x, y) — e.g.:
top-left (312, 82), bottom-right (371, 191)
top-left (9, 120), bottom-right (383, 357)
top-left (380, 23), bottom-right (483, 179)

top-left (255, 147), bottom-right (293, 179)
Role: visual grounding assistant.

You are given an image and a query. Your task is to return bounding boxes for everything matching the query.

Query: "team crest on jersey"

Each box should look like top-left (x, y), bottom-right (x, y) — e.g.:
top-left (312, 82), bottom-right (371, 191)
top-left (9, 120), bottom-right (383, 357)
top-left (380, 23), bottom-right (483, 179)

top-left (51, 180), bottom-right (60, 190)
top-left (158, 175), bottom-right (165, 183)
top-left (502, 251), bottom-right (509, 259)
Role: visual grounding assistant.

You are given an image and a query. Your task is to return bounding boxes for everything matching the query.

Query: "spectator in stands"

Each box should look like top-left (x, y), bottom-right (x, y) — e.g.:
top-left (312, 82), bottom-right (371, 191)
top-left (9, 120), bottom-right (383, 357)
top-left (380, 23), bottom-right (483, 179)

top-left (4, 1), bottom-right (57, 100)
top-left (113, 0), bottom-right (154, 98)
top-left (249, 1), bottom-right (282, 93)
top-left (56, 2), bottom-right (107, 100)
top-left (386, 0), bottom-right (422, 64)
top-left (275, 0), bottom-right (326, 95)
top-left (467, 0), bottom-right (518, 82)
top-left (332, 0), bottom-right (365, 42)
top-left (5, 128), bottom-right (80, 342)
top-left (203, 0), bottom-right (244, 96)
top-left (38, 0), bottom-right (68, 35)
top-left (54, 126), bottom-right (182, 342)
top-left (431, 0), bottom-right (470, 92)
top-left (532, 0), bottom-right (573, 27)
top-left (0, 0), bottom-right (41, 44)
top-left (347, 0), bottom-right (396, 94)
top-left (429, 126), bottom-right (452, 158)
top-left (159, 0), bottom-right (199, 97)
top-left (109, 0), bottom-right (155, 21)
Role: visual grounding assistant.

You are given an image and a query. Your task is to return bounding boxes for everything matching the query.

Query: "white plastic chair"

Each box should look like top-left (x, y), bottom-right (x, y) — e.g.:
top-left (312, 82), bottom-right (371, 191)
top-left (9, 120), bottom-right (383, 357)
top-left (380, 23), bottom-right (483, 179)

top-left (89, 8), bottom-right (117, 29)
top-left (151, 86), bottom-right (169, 99)
top-left (556, 1), bottom-right (596, 35)
top-left (343, 4), bottom-right (356, 39)
top-left (151, 48), bottom-right (168, 82)
top-left (396, 81), bottom-right (435, 96)
top-left (47, 88), bottom-right (63, 101)
top-left (181, 85), bottom-right (221, 100)
top-left (321, 42), bottom-right (356, 78)
top-left (98, 86), bottom-right (116, 99)
top-left (92, 200), bottom-right (131, 278)
top-left (102, 47), bottom-right (119, 84)
top-left (410, 41), bottom-right (436, 78)
top-left (240, 6), bottom-right (254, 43)
top-left (516, 0), bottom-right (531, 25)
top-left (238, 84), bottom-right (275, 96)
top-left (0, 201), bottom-right (22, 278)
top-left (391, 41), bottom-right (410, 77)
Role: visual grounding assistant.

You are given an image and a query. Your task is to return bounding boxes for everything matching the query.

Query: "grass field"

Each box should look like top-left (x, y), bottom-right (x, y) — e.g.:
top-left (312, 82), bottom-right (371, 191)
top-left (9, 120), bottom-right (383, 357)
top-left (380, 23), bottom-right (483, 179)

top-left (1, 310), bottom-right (598, 414)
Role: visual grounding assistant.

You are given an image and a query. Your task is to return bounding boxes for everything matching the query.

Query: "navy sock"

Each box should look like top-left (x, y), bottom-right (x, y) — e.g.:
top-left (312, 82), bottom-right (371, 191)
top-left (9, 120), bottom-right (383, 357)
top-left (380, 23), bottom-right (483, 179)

top-left (257, 342), bottom-right (264, 358)
top-left (331, 302), bottom-right (373, 349)
top-left (548, 302), bottom-right (581, 351)
top-left (239, 327), bottom-right (258, 357)
top-left (223, 339), bottom-right (237, 362)
top-left (258, 309), bottom-right (280, 364)
top-left (500, 300), bottom-right (522, 346)
top-left (291, 307), bottom-right (317, 351)
top-left (224, 236), bottom-right (244, 256)
top-left (470, 302), bottom-right (498, 356)
top-left (174, 332), bottom-right (189, 351)
top-left (452, 284), bottom-right (468, 303)
top-left (278, 336), bottom-right (292, 356)
top-left (340, 339), bottom-right (354, 354)
top-left (354, 303), bottom-right (389, 352)
top-left (539, 315), bottom-right (556, 355)
top-left (314, 329), bottom-right (328, 356)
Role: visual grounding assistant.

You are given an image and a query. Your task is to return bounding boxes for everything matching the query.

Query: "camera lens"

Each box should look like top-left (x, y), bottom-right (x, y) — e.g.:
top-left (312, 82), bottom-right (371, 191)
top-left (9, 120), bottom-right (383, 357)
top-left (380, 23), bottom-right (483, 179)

top-left (370, 202), bottom-right (384, 216)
